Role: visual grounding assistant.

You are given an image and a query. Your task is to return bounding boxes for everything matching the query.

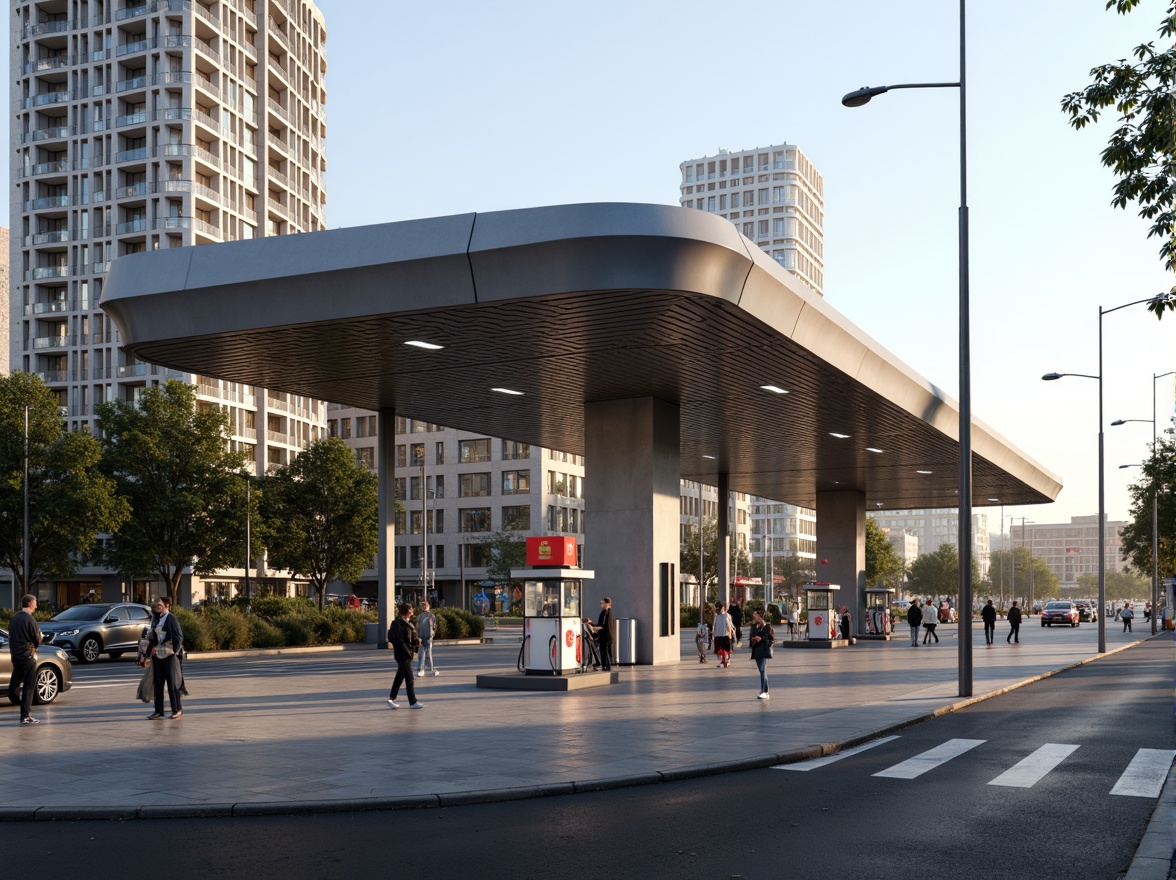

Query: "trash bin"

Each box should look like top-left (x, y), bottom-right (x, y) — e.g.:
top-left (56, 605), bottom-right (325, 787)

top-left (617, 618), bottom-right (637, 665)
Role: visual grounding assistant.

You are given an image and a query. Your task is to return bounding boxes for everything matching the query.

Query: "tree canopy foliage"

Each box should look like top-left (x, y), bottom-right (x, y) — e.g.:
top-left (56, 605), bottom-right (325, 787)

top-left (484, 530), bottom-right (528, 586)
top-left (1119, 434), bottom-right (1175, 578)
top-left (96, 380), bottom-right (248, 603)
top-left (680, 516), bottom-right (752, 601)
top-left (0, 372), bottom-right (127, 591)
top-left (982, 547), bottom-right (1060, 605)
top-left (1077, 569), bottom-right (1152, 601)
top-left (261, 436), bottom-right (378, 609)
top-left (1061, 1), bottom-right (1176, 314)
top-left (865, 518), bottom-right (905, 588)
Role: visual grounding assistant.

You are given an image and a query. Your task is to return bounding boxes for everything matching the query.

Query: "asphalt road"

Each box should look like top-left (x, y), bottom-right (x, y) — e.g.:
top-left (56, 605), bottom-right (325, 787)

top-left (4, 636), bottom-right (1169, 879)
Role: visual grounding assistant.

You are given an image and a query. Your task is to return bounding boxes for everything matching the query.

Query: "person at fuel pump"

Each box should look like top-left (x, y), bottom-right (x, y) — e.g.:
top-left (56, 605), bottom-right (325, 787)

top-left (1006, 600), bottom-right (1022, 644)
top-left (585, 597), bottom-right (615, 671)
top-left (749, 608), bottom-right (775, 700)
top-left (981, 599), bottom-right (997, 646)
top-left (907, 599), bottom-right (923, 646)
top-left (387, 603), bottom-right (423, 709)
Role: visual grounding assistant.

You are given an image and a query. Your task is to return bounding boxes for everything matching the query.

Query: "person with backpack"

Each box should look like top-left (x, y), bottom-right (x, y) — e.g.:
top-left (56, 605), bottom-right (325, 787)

top-left (1121, 603), bottom-right (1135, 633)
top-left (749, 608), bottom-right (775, 700)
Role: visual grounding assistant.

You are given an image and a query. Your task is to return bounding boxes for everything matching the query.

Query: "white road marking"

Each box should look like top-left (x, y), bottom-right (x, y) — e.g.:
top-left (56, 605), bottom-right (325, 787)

top-left (774, 736), bottom-right (901, 771)
top-left (873, 738), bottom-right (986, 779)
top-left (988, 743), bottom-right (1080, 788)
top-left (1110, 749), bottom-right (1176, 798)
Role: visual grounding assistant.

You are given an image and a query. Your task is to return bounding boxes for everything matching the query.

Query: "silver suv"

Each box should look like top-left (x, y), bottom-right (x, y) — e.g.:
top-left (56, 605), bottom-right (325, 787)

top-left (39, 603), bottom-right (153, 663)
top-left (0, 629), bottom-right (72, 704)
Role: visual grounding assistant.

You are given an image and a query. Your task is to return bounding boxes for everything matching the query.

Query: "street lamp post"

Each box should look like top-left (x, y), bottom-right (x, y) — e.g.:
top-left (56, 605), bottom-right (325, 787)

top-left (842, 0), bottom-right (973, 696)
top-left (1042, 291), bottom-right (1175, 653)
top-left (23, 405), bottom-right (31, 597)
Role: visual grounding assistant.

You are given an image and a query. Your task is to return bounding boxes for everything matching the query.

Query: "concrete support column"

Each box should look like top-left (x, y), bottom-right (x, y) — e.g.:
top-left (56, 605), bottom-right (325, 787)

top-left (815, 490), bottom-right (866, 633)
top-left (717, 471), bottom-right (731, 606)
top-left (377, 407), bottom-right (396, 649)
top-left (584, 398), bottom-right (680, 665)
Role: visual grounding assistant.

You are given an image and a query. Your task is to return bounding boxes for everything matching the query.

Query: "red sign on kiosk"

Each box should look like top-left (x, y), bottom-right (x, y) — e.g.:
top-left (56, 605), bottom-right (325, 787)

top-left (526, 536), bottom-right (577, 568)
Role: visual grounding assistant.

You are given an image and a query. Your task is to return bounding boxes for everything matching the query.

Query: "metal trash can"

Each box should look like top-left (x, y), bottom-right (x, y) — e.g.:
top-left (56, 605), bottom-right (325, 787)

top-left (617, 618), bottom-right (637, 665)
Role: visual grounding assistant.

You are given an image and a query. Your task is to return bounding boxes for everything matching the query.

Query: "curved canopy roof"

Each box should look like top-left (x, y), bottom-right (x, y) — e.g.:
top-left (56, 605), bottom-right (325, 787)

top-left (101, 202), bottom-right (1061, 510)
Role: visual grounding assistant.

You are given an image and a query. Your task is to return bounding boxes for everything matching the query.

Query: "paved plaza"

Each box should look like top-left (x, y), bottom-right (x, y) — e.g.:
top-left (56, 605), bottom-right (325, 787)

top-left (1, 620), bottom-right (1163, 823)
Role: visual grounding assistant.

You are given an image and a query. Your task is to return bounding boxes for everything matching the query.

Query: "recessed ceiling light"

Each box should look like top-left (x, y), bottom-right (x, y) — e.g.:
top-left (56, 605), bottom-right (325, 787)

top-left (987, 497), bottom-right (1000, 502)
top-left (702, 454), bottom-right (716, 460)
top-left (405, 340), bottom-right (443, 350)
top-left (829, 432), bottom-right (851, 439)
top-left (916, 469), bottom-right (933, 475)
top-left (866, 447), bottom-right (884, 454)
top-left (760, 385), bottom-right (789, 395)
top-left (491, 387), bottom-right (523, 396)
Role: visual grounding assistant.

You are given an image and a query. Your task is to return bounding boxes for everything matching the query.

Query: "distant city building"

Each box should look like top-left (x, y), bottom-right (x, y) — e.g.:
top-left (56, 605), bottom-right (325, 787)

top-left (679, 143), bottom-right (824, 295)
top-left (1008, 515), bottom-right (1129, 593)
top-left (868, 508), bottom-right (991, 579)
top-left (746, 498), bottom-right (816, 603)
top-left (881, 526), bottom-right (918, 583)
top-left (11, 0), bottom-right (329, 605)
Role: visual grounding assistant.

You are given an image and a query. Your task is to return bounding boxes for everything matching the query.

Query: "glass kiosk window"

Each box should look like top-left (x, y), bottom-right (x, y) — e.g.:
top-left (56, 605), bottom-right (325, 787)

top-left (562, 583), bottom-right (581, 618)
top-left (525, 581), bottom-right (561, 618)
top-left (808, 591), bottom-right (830, 611)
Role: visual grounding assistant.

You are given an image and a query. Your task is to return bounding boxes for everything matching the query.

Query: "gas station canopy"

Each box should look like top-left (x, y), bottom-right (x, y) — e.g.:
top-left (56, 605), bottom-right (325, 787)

top-left (101, 202), bottom-right (1060, 510)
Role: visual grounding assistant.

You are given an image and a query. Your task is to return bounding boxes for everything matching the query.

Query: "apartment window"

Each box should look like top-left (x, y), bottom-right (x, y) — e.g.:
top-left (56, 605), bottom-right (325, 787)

top-left (773, 218), bottom-right (786, 236)
top-left (502, 469), bottom-right (530, 495)
top-left (410, 510), bottom-right (422, 535)
top-left (327, 419), bottom-right (337, 437)
top-left (502, 439), bottom-right (529, 460)
top-left (758, 220), bottom-right (769, 237)
top-left (460, 508), bottom-right (490, 533)
top-left (395, 509), bottom-right (406, 533)
top-left (394, 477), bottom-right (406, 500)
top-left (460, 438), bottom-right (492, 463)
top-left (410, 476), bottom-right (422, 501)
top-left (410, 545), bottom-right (422, 568)
top-left (742, 222), bottom-right (754, 238)
top-left (718, 194), bottom-right (727, 211)
top-left (460, 473), bottom-right (491, 497)
top-left (434, 509), bottom-right (444, 534)
top-left (502, 505), bottom-right (531, 531)
top-left (355, 447), bottom-right (374, 469)
top-left (409, 443), bottom-right (425, 466)
top-left (731, 192), bottom-right (741, 209)
top-left (395, 546), bottom-right (406, 569)
top-left (435, 545), bottom-right (445, 568)
top-left (706, 196), bottom-right (715, 212)
top-left (340, 418), bottom-right (351, 439)
top-left (434, 474), bottom-right (445, 498)
top-left (395, 416), bottom-right (408, 433)
top-left (773, 186), bottom-right (785, 204)
top-left (435, 441), bottom-right (445, 465)
top-left (396, 445), bottom-right (406, 468)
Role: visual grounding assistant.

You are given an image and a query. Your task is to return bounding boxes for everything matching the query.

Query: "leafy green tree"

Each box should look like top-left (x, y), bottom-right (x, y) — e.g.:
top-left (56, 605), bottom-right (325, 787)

top-left (260, 436), bottom-right (378, 609)
top-left (984, 547), bottom-right (1060, 604)
top-left (484, 530), bottom-right (527, 586)
top-left (866, 518), bottom-right (905, 588)
top-left (908, 544), bottom-right (979, 601)
top-left (1061, 1), bottom-right (1176, 313)
top-left (680, 516), bottom-right (752, 602)
top-left (1120, 435), bottom-right (1176, 578)
top-left (0, 372), bottom-right (128, 591)
top-left (1077, 569), bottom-right (1152, 601)
top-left (96, 380), bottom-right (249, 604)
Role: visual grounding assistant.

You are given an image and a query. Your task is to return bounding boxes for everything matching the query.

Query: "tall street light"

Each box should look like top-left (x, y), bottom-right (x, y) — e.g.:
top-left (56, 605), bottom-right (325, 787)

top-left (1042, 292), bottom-right (1175, 653)
top-left (23, 405), bottom-right (31, 597)
top-left (843, 0), bottom-right (973, 696)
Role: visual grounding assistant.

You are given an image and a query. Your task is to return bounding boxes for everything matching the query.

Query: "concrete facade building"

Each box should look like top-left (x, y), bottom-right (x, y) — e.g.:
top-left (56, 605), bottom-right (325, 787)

top-left (1009, 515), bottom-right (1129, 593)
top-left (11, 0), bottom-right (329, 605)
top-left (680, 143), bottom-right (824, 296)
top-left (868, 508), bottom-right (992, 579)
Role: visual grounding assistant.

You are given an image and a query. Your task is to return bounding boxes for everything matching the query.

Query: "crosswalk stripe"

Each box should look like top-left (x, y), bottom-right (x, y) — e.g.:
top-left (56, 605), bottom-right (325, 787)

top-left (774, 736), bottom-right (901, 771)
top-left (988, 743), bottom-right (1080, 788)
top-left (1110, 749), bottom-right (1176, 798)
top-left (873, 738), bottom-right (986, 779)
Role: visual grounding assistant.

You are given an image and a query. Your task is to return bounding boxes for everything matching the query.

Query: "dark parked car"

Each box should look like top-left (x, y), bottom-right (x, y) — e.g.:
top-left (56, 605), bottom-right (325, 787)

top-left (0, 629), bottom-right (72, 704)
top-left (39, 603), bottom-right (153, 663)
top-left (1075, 601), bottom-right (1098, 623)
top-left (1041, 601), bottom-right (1079, 627)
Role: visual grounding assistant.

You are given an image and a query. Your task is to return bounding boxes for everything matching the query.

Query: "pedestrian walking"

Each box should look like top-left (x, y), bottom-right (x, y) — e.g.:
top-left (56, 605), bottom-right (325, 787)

top-left (713, 602), bottom-right (734, 667)
top-left (1006, 600), bottom-right (1022, 644)
top-left (1121, 603), bottom-right (1134, 633)
top-left (749, 609), bottom-right (775, 700)
top-left (730, 597), bottom-right (744, 649)
top-left (695, 617), bottom-right (710, 663)
top-left (415, 600), bottom-right (439, 676)
top-left (907, 599), bottom-right (923, 646)
top-left (387, 602), bottom-right (422, 709)
top-left (922, 599), bottom-right (939, 644)
top-left (981, 599), bottom-right (997, 646)
top-left (7, 595), bottom-right (42, 725)
top-left (788, 605), bottom-right (799, 637)
top-left (147, 596), bottom-right (184, 719)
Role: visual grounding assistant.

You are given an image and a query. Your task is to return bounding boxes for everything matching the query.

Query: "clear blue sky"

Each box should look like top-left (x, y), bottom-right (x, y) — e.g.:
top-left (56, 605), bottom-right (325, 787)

top-left (20, 1), bottom-right (1175, 528)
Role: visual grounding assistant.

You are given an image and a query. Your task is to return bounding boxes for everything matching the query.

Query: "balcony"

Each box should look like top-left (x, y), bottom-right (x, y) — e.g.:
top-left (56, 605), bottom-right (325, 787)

top-left (24, 57), bottom-right (70, 74)
top-left (117, 364), bottom-right (150, 378)
top-left (27, 126), bottom-right (70, 143)
top-left (116, 219), bottom-right (149, 235)
top-left (31, 266), bottom-right (69, 280)
top-left (114, 76), bottom-right (148, 93)
top-left (24, 160), bottom-right (69, 178)
top-left (23, 20), bottom-right (74, 38)
top-left (115, 111), bottom-right (148, 128)
top-left (25, 300), bottom-right (71, 315)
top-left (34, 370), bottom-right (69, 383)
top-left (24, 91), bottom-right (70, 109)
top-left (116, 38), bottom-right (156, 56)
top-left (24, 195), bottom-right (70, 211)
top-left (116, 182), bottom-right (150, 199)
top-left (32, 335), bottom-right (73, 350)
top-left (115, 147), bottom-right (149, 163)
top-left (28, 230), bottom-right (70, 245)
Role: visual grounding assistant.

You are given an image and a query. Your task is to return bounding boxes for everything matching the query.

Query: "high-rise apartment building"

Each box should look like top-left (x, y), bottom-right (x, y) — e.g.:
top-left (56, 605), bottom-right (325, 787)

top-left (1009, 515), bottom-right (1129, 593)
top-left (868, 508), bottom-right (991, 579)
top-left (11, 0), bottom-right (329, 603)
top-left (679, 143), bottom-right (824, 296)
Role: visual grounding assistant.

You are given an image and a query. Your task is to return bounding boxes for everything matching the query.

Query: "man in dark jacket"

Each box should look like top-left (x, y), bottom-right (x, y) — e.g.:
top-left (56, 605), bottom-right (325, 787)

top-left (981, 599), bottom-right (997, 646)
top-left (387, 603), bottom-right (422, 709)
top-left (907, 600), bottom-right (923, 647)
top-left (592, 597), bottom-right (616, 670)
top-left (1006, 600), bottom-right (1022, 644)
top-left (729, 597), bottom-right (744, 649)
top-left (7, 594), bottom-right (42, 724)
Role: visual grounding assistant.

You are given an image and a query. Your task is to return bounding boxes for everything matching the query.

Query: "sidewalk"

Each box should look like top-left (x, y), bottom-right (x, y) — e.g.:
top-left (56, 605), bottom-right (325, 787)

top-left (0, 624), bottom-right (1163, 830)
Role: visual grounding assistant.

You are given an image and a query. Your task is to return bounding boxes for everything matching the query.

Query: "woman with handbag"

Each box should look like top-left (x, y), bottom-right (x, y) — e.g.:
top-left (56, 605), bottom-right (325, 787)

top-left (749, 608), bottom-right (775, 701)
top-left (147, 596), bottom-right (184, 719)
